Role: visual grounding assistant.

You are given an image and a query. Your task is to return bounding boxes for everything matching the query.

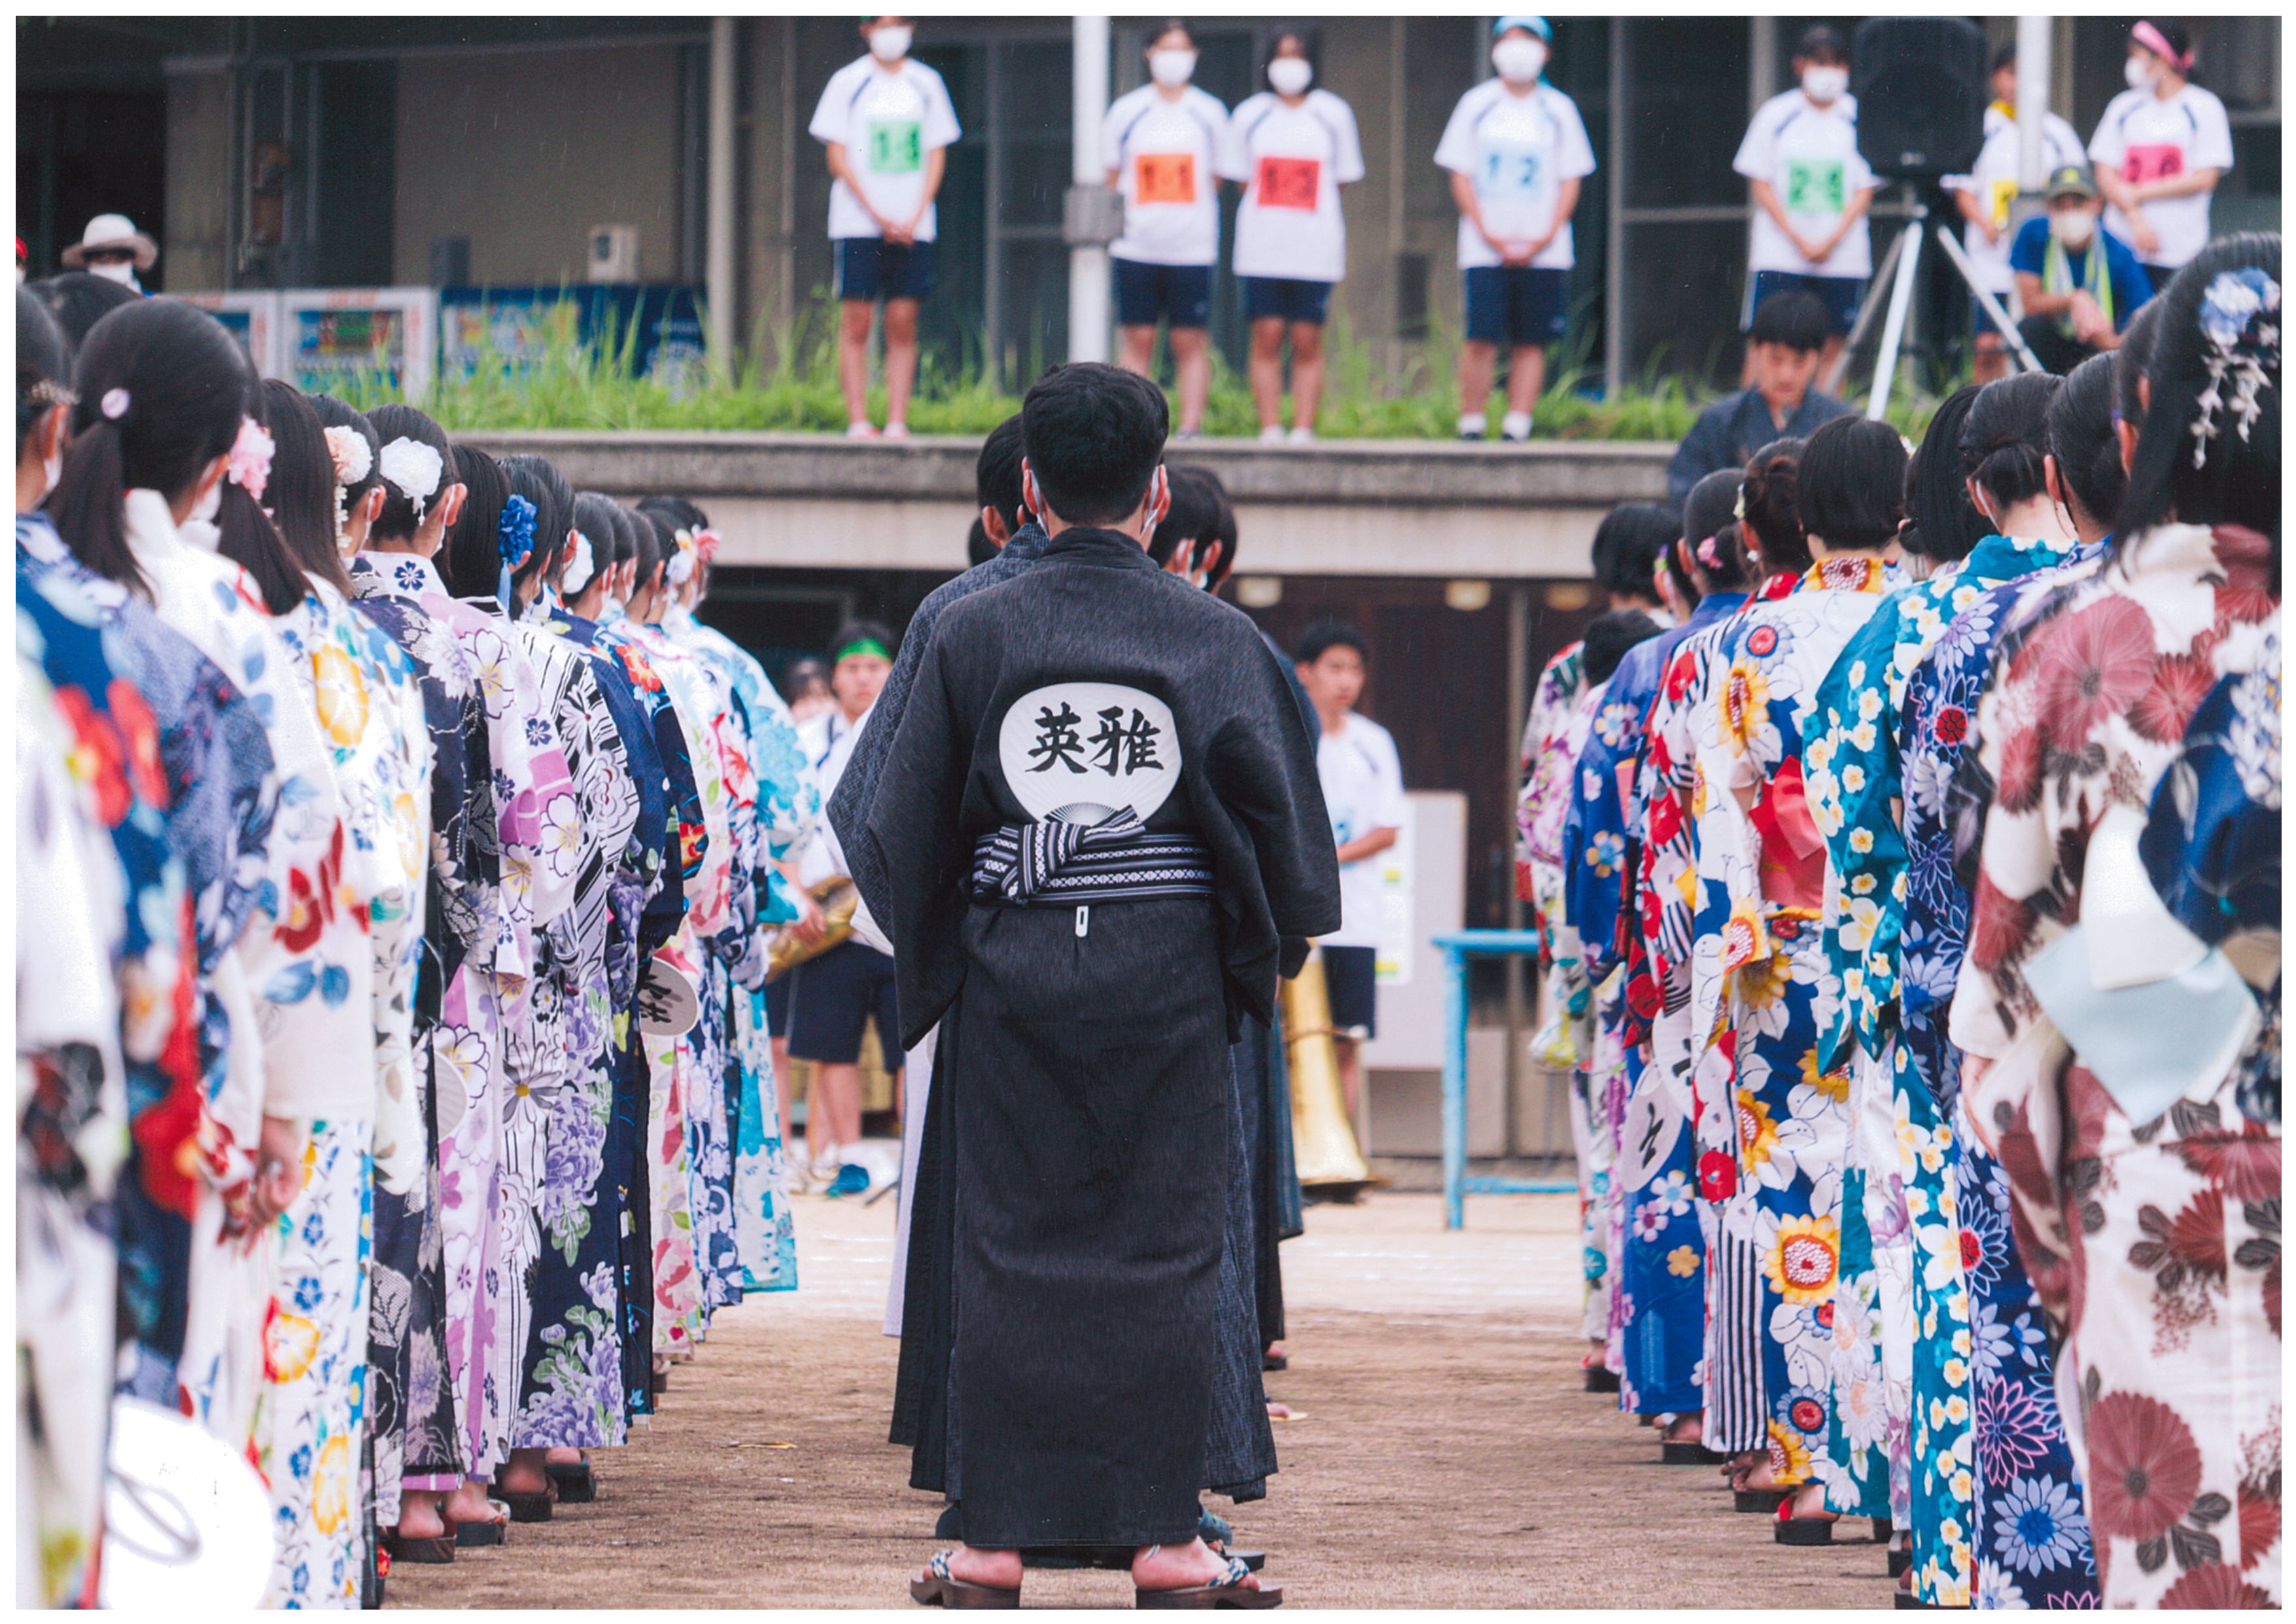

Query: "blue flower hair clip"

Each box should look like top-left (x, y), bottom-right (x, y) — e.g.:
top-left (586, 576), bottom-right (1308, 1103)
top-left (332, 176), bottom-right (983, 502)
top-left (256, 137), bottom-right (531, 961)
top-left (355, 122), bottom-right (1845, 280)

top-left (497, 492), bottom-right (537, 606)
top-left (2193, 268), bottom-right (2280, 469)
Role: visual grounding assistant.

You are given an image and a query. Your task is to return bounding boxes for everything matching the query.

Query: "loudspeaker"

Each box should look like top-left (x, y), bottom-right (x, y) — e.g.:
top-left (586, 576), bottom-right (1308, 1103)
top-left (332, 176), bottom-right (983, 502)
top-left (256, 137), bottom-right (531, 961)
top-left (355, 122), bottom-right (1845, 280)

top-left (1851, 16), bottom-right (1987, 181)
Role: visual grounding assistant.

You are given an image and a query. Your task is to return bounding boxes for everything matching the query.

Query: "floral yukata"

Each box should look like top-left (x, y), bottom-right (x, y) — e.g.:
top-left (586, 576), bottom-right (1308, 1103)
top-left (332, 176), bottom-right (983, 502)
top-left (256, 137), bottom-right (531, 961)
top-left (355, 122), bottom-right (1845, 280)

top-left (1956, 523), bottom-right (2280, 1608)
top-left (1682, 556), bottom-right (1898, 1487)
top-left (1565, 588), bottom-right (1748, 1416)
top-left (1803, 535), bottom-right (2075, 1535)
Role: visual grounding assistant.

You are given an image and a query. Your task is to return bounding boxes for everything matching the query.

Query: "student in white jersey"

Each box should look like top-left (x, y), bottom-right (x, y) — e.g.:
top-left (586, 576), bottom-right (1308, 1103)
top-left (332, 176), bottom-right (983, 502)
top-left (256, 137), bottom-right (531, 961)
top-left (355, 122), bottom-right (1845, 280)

top-left (1220, 29), bottom-right (1364, 444)
top-left (2088, 18), bottom-right (2234, 295)
top-left (1435, 16), bottom-right (1595, 444)
top-left (1733, 24), bottom-right (1875, 389)
top-left (1104, 22), bottom-right (1230, 439)
top-left (1942, 39), bottom-right (2085, 381)
top-left (1294, 620), bottom-right (1406, 1123)
top-left (809, 16), bottom-right (962, 441)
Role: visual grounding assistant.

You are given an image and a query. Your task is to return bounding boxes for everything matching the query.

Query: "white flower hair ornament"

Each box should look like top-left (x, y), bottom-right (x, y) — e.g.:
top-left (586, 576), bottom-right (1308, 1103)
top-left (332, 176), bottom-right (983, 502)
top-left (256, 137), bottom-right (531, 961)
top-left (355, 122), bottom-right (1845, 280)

top-left (561, 529), bottom-right (596, 595)
top-left (2192, 268), bottom-right (2280, 470)
top-left (378, 436), bottom-right (445, 521)
top-left (322, 426), bottom-right (373, 548)
top-left (225, 417), bottom-right (276, 503)
top-left (665, 526), bottom-right (697, 586)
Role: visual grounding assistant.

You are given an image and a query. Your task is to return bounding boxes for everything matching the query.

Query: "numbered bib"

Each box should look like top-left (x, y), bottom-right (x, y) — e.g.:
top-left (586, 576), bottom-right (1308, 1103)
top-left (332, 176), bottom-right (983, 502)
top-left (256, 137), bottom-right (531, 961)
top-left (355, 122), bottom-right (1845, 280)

top-left (1478, 143), bottom-right (1541, 198)
top-left (2124, 142), bottom-right (2185, 185)
top-left (1784, 157), bottom-right (1846, 217)
top-left (1134, 152), bottom-right (1197, 205)
top-left (998, 681), bottom-right (1181, 825)
top-left (869, 118), bottom-right (922, 174)
top-left (1255, 154), bottom-right (1321, 211)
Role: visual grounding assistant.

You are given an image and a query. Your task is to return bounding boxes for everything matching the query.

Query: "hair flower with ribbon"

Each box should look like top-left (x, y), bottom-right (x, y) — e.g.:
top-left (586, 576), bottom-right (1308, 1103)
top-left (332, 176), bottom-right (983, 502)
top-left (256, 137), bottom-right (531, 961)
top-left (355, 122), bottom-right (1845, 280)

top-left (2192, 268), bottom-right (2280, 468)
top-left (561, 529), bottom-right (596, 595)
top-left (496, 491), bottom-right (537, 606)
top-left (665, 526), bottom-right (698, 586)
top-left (226, 416), bottom-right (276, 502)
top-left (378, 436), bottom-right (444, 520)
top-left (693, 526), bottom-right (723, 567)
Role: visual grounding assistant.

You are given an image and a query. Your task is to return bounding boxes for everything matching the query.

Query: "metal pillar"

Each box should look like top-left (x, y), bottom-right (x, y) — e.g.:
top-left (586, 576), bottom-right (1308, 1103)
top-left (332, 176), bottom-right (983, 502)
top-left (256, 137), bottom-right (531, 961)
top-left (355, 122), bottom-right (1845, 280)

top-left (1068, 16), bottom-right (1111, 364)
top-left (707, 16), bottom-right (738, 374)
top-left (2015, 16), bottom-right (2053, 194)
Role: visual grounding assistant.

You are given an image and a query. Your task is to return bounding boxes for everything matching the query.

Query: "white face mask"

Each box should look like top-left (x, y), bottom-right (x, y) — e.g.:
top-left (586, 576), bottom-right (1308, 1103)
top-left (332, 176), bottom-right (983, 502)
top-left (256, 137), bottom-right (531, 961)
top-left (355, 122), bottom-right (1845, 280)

top-left (2049, 209), bottom-right (2097, 249)
top-left (1149, 47), bottom-right (1196, 88)
top-left (1266, 57), bottom-right (1312, 97)
top-left (1492, 36), bottom-right (1547, 86)
top-left (89, 259), bottom-right (136, 285)
top-left (1801, 65), bottom-right (1849, 104)
top-left (869, 25), bottom-right (911, 63)
top-left (2127, 54), bottom-right (2162, 91)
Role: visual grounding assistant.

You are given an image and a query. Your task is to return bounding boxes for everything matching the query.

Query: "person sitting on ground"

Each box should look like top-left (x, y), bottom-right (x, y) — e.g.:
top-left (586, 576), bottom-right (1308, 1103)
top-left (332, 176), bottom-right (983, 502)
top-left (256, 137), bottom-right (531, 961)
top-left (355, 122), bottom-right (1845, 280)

top-left (2009, 164), bottom-right (2155, 376)
top-left (1667, 289), bottom-right (1852, 507)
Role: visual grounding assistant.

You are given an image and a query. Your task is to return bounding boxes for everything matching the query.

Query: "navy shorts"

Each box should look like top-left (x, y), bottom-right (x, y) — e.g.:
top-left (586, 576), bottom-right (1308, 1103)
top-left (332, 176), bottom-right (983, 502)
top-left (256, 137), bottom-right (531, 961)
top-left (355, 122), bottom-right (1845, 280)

top-left (786, 940), bottom-right (903, 1067)
top-left (763, 972), bottom-right (794, 1039)
top-left (1746, 269), bottom-right (1864, 336)
top-left (1242, 276), bottom-right (1333, 326)
top-left (1463, 266), bottom-right (1569, 347)
top-left (1114, 258), bottom-right (1213, 330)
top-left (837, 237), bottom-right (936, 303)
top-left (1321, 944), bottom-right (1378, 1040)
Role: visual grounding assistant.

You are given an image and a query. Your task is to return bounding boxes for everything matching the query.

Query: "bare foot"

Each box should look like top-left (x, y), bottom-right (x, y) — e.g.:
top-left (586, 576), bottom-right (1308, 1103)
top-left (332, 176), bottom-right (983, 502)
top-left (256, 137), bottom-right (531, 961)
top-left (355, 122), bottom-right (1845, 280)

top-left (1134, 1537), bottom-right (1258, 1592)
top-left (545, 1447), bottom-right (585, 1467)
top-left (498, 1447), bottom-right (550, 1497)
top-left (1784, 1481), bottom-right (1834, 1522)
top-left (926, 1545), bottom-right (1021, 1589)
top-left (444, 1477), bottom-right (502, 1525)
top-left (396, 1490), bottom-right (447, 1540)
top-left (1661, 1412), bottom-right (1705, 1445)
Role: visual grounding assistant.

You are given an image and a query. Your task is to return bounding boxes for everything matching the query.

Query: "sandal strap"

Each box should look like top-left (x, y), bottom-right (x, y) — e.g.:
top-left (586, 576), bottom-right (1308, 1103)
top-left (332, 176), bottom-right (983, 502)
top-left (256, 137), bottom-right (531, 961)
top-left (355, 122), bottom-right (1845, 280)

top-left (1219, 1555), bottom-right (1252, 1588)
top-left (930, 1551), bottom-right (955, 1581)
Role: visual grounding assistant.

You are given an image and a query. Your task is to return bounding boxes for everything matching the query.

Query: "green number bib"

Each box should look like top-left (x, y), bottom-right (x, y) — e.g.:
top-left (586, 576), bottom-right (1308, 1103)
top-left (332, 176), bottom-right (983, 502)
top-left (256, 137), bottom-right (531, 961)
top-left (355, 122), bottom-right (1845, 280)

top-left (869, 119), bottom-right (922, 175)
top-left (1784, 157), bottom-right (1845, 217)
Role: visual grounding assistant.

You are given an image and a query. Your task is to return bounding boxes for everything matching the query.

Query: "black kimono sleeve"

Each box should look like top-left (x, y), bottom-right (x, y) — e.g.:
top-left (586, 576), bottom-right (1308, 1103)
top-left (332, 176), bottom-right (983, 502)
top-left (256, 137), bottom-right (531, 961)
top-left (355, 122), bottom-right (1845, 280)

top-left (867, 627), bottom-right (977, 1051)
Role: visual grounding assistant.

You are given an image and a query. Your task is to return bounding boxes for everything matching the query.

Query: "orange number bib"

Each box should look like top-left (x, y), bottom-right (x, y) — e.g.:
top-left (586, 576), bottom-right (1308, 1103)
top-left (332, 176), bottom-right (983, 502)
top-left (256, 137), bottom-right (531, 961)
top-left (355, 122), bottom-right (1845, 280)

top-left (1255, 155), bottom-right (1320, 211)
top-left (1134, 152), bottom-right (1196, 205)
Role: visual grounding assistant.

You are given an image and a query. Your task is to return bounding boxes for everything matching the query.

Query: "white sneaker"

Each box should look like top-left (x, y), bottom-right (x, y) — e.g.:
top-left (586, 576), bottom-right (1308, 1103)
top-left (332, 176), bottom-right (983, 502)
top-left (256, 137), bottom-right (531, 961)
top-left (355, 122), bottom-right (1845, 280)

top-left (1286, 425), bottom-right (1316, 444)
top-left (1258, 424), bottom-right (1287, 444)
top-left (1457, 413), bottom-right (1488, 440)
top-left (1501, 412), bottom-right (1534, 442)
top-left (882, 421), bottom-right (910, 440)
top-left (845, 421), bottom-right (880, 439)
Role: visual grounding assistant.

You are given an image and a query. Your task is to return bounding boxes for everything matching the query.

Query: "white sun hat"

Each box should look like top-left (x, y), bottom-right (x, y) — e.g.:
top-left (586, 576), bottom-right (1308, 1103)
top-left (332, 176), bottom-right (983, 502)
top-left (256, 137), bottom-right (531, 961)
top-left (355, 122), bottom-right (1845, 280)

top-left (61, 213), bottom-right (158, 271)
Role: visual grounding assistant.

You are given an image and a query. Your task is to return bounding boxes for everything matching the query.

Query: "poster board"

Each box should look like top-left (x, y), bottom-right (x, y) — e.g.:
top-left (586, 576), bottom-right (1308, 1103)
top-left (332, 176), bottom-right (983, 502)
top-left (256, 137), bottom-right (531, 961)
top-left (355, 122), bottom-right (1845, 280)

top-left (277, 287), bottom-right (437, 399)
top-left (175, 291), bottom-right (283, 378)
top-left (438, 285), bottom-right (705, 387)
top-left (1358, 790), bottom-right (1465, 1072)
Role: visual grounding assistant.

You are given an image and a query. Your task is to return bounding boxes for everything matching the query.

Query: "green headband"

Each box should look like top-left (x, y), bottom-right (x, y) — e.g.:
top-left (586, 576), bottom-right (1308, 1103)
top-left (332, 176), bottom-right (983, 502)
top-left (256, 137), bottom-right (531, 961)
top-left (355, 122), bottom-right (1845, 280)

top-left (835, 637), bottom-right (892, 665)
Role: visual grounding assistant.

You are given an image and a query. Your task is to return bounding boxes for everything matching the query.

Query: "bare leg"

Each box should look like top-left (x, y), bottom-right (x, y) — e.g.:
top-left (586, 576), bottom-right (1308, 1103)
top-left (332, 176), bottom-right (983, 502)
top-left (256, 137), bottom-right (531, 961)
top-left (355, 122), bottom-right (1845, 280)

top-left (771, 1035), bottom-right (797, 1160)
top-left (1334, 1035), bottom-right (1362, 1121)
top-left (1117, 323), bottom-right (1159, 380)
top-left (1459, 340), bottom-right (1499, 422)
top-left (1169, 327), bottom-right (1211, 433)
top-left (813, 1062), bottom-right (866, 1150)
top-left (397, 1489), bottom-right (447, 1539)
top-left (1507, 344), bottom-right (1546, 418)
top-left (1247, 316), bottom-right (1286, 431)
top-left (838, 300), bottom-right (876, 427)
top-left (498, 1445), bottom-right (549, 1496)
top-left (444, 1476), bottom-right (500, 1523)
top-left (1289, 321), bottom-right (1325, 432)
top-left (882, 298), bottom-right (920, 429)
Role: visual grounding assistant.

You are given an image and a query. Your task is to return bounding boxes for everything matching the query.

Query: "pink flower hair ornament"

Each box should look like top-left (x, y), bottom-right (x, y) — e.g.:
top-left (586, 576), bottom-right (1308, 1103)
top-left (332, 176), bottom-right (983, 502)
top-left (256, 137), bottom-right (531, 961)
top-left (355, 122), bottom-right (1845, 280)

top-left (225, 417), bottom-right (276, 503)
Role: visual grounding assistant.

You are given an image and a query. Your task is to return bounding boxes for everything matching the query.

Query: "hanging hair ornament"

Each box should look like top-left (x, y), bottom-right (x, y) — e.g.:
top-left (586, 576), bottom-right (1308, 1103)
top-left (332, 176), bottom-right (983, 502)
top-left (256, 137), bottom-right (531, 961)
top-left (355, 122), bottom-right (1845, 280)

top-left (224, 417), bottom-right (276, 502)
top-left (27, 378), bottom-right (77, 410)
top-left (322, 425), bottom-right (373, 548)
top-left (1732, 487), bottom-right (1747, 521)
top-left (665, 527), bottom-right (698, 587)
top-left (378, 436), bottom-right (444, 520)
top-left (496, 491), bottom-right (537, 608)
top-left (2191, 268), bottom-right (2280, 469)
top-left (560, 529), bottom-right (596, 595)
top-left (693, 526), bottom-right (722, 567)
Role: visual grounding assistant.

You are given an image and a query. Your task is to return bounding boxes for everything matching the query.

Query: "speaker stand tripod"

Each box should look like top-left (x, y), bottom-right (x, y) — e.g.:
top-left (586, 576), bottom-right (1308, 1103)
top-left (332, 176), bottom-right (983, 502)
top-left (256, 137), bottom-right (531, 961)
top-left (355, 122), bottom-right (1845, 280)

top-left (1851, 187), bottom-right (2045, 421)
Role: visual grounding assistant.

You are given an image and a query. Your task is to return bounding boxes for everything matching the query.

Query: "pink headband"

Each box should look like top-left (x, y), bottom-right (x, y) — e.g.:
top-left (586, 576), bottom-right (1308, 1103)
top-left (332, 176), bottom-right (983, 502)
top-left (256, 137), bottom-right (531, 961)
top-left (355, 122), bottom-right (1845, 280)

top-left (2131, 20), bottom-right (2189, 71)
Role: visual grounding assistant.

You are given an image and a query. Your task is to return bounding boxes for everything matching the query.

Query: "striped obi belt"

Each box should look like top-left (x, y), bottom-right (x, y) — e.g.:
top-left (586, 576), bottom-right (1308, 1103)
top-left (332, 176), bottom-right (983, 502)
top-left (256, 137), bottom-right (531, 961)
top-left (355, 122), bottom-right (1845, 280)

top-left (970, 807), bottom-right (1216, 908)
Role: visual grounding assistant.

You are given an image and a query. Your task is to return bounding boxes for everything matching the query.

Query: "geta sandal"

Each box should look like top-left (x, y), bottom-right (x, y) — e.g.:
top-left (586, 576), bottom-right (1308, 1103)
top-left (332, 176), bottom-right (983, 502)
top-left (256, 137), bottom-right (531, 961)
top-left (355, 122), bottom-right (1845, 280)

top-left (911, 1550), bottom-right (1020, 1608)
top-left (546, 1460), bottom-right (597, 1504)
top-left (385, 1530), bottom-right (455, 1565)
top-left (1135, 1551), bottom-right (1282, 1609)
top-left (454, 1502), bottom-right (510, 1547)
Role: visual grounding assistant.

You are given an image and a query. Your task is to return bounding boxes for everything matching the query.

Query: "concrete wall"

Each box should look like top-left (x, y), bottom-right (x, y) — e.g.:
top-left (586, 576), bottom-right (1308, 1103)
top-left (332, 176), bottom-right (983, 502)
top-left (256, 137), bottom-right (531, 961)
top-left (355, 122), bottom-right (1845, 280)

top-left (162, 62), bottom-right (234, 292)
top-left (391, 43), bottom-right (687, 287)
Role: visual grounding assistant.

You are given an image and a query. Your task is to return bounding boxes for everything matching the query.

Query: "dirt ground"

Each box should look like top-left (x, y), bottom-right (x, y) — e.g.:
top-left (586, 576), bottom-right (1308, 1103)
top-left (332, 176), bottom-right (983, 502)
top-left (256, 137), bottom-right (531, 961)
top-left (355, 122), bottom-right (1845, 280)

top-left (387, 1189), bottom-right (1893, 1609)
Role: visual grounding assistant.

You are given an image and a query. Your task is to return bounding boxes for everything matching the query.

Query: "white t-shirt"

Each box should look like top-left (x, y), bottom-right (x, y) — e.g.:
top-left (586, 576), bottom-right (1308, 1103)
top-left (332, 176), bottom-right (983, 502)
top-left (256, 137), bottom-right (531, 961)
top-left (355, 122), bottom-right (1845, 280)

top-left (1220, 90), bottom-right (1366, 284)
top-left (2088, 83), bottom-right (2235, 270)
top-left (1942, 105), bottom-right (2086, 292)
top-left (809, 56), bottom-right (963, 242)
top-left (1735, 89), bottom-right (1875, 279)
top-left (1315, 712), bottom-right (1407, 949)
top-left (1434, 79), bottom-right (1597, 272)
top-left (1103, 83), bottom-right (1230, 267)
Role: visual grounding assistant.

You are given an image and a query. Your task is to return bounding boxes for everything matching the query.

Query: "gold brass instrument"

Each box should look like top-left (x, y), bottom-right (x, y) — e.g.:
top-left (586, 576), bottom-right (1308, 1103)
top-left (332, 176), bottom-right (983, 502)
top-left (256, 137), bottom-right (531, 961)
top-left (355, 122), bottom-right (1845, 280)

top-left (764, 877), bottom-right (858, 982)
top-left (1280, 943), bottom-right (1377, 1196)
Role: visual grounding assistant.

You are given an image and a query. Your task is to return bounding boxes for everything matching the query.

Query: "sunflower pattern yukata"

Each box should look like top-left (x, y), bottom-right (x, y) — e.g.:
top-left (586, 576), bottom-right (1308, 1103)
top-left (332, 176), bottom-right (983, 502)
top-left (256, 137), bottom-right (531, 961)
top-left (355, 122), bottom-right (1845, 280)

top-left (1955, 523), bottom-right (2280, 1608)
top-left (1803, 535), bottom-right (2074, 1530)
top-left (1689, 556), bottom-right (1897, 1489)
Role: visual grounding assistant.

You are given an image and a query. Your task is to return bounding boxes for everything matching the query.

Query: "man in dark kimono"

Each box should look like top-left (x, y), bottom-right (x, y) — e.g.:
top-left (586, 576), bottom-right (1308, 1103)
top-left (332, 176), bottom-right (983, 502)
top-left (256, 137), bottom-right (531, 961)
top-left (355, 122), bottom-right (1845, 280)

top-left (875, 364), bottom-right (1337, 1606)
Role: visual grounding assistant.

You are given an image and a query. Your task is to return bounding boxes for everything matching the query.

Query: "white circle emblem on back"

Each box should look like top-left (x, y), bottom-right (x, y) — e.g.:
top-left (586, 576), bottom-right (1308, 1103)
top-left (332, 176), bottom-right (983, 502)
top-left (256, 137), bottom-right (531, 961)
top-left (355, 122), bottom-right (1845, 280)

top-left (997, 682), bottom-right (1181, 826)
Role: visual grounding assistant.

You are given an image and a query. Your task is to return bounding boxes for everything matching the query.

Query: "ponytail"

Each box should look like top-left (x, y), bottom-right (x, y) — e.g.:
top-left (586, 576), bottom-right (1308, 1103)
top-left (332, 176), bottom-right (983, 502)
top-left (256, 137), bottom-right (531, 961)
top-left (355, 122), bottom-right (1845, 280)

top-left (46, 414), bottom-right (142, 596)
top-left (1737, 437), bottom-right (1813, 580)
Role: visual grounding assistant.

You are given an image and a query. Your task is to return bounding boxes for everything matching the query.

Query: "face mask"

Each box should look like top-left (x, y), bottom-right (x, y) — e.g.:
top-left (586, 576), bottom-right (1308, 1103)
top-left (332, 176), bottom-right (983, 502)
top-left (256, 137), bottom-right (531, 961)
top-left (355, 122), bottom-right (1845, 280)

top-left (1801, 65), bottom-right (1849, 103)
top-left (1267, 57), bottom-right (1313, 97)
top-left (90, 260), bottom-right (135, 285)
top-left (2125, 54), bottom-right (2160, 91)
top-left (1149, 48), bottom-right (1196, 88)
top-left (869, 25), bottom-right (911, 63)
top-left (2050, 210), bottom-right (2096, 249)
top-left (1492, 36), bottom-right (1546, 85)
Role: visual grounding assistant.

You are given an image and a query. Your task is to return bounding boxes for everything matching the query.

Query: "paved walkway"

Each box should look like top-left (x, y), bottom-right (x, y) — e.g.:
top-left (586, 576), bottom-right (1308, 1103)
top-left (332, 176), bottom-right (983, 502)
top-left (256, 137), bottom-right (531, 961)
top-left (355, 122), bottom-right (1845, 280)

top-left (387, 1190), bottom-right (1892, 1608)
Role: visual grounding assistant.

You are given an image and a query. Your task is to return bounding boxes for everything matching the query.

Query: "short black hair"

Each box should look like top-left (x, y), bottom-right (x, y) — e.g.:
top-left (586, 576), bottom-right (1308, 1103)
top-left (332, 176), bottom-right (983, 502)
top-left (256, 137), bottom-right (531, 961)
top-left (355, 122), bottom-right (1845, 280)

top-left (1794, 24), bottom-right (1848, 63)
top-left (29, 272), bottom-right (138, 349)
top-left (1902, 383), bottom-right (1985, 563)
top-left (1990, 39), bottom-right (2018, 75)
top-left (1020, 362), bottom-right (1169, 527)
top-left (829, 618), bottom-right (896, 665)
top-left (1148, 464), bottom-right (1224, 568)
top-left (1748, 290), bottom-right (1832, 355)
top-left (976, 413), bottom-right (1027, 535)
top-left (1295, 618), bottom-right (1365, 668)
top-left (1260, 26), bottom-right (1321, 88)
top-left (1590, 502), bottom-right (1676, 603)
top-left (2047, 352), bottom-right (2125, 532)
top-left (1798, 415), bottom-right (1907, 552)
top-left (780, 656), bottom-right (831, 701)
top-left (1961, 371), bottom-right (2062, 520)
top-left (1582, 610), bottom-right (1663, 686)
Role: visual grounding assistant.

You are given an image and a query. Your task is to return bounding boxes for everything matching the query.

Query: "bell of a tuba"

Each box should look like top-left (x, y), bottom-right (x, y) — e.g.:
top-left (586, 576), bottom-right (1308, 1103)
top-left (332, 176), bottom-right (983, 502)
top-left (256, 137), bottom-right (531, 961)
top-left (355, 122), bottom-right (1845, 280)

top-left (1280, 943), bottom-right (1376, 1195)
